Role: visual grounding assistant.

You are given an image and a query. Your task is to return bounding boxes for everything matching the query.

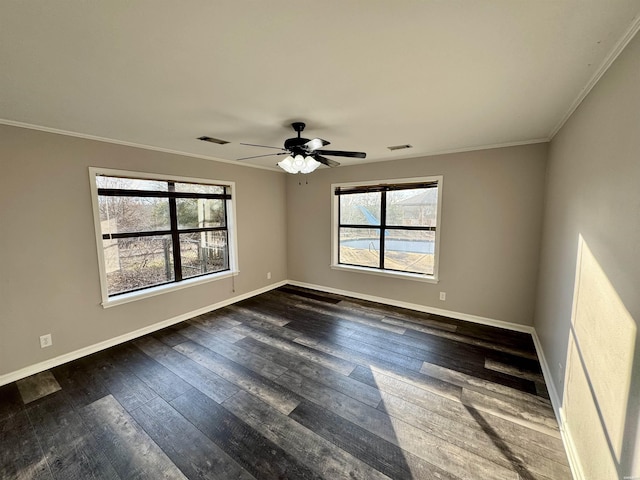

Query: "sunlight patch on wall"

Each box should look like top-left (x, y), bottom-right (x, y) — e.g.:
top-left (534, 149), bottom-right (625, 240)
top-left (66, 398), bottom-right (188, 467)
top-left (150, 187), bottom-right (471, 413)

top-left (563, 235), bottom-right (636, 479)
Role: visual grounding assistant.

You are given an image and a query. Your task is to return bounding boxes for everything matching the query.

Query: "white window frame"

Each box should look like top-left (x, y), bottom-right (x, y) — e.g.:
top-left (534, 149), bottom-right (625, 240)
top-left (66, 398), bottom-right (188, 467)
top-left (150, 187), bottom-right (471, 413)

top-left (89, 167), bottom-right (239, 308)
top-left (331, 176), bottom-right (443, 283)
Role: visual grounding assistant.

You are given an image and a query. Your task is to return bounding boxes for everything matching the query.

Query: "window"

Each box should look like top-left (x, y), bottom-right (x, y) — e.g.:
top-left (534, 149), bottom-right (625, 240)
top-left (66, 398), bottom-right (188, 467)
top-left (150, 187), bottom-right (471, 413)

top-left (89, 168), bottom-right (237, 306)
top-left (332, 176), bottom-right (442, 282)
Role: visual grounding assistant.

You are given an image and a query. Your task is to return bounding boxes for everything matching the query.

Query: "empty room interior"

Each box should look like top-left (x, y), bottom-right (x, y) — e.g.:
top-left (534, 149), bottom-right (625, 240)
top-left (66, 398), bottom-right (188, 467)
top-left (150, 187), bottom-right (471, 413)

top-left (1, 2), bottom-right (639, 479)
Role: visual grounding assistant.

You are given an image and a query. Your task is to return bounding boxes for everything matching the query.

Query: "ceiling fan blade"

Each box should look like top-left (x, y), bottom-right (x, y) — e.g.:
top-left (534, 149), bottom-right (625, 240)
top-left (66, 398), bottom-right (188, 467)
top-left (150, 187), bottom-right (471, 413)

top-left (314, 154), bottom-right (340, 167)
top-left (240, 142), bottom-right (286, 151)
top-left (237, 152), bottom-right (288, 161)
top-left (315, 149), bottom-right (366, 159)
top-left (304, 138), bottom-right (330, 151)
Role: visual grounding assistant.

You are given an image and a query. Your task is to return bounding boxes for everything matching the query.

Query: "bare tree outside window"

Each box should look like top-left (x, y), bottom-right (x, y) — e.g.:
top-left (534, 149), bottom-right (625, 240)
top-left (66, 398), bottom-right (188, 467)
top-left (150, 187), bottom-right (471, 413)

top-left (95, 174), bottom-right (232, 296)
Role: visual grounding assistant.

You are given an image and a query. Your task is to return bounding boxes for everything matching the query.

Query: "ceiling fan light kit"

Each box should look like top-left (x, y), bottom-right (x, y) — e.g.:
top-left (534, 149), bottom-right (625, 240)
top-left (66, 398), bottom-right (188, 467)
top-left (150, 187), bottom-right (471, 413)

top-left (278, 154), bottom-right (321, 174)
top-left (238, 121), bottom-right (366, 174)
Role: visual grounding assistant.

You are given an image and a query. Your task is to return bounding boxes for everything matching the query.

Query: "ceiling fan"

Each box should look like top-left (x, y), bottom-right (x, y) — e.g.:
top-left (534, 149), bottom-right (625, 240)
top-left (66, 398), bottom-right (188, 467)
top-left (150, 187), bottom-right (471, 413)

top-left (238, 122), bottom-right (366, 172)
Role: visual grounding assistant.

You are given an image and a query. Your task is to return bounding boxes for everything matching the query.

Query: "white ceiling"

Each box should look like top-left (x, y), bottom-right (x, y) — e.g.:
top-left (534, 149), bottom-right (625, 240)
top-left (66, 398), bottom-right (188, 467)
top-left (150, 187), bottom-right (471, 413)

top-left (1, 1), bottom-right (640, 170)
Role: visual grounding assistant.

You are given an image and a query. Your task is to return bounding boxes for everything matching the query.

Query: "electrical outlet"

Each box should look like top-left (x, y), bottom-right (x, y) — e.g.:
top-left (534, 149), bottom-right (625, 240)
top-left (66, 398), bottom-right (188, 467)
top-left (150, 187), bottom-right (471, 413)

top-left (40, 334), bottom-right (53, 348)
top-left (267, 272), bottom-right (271, 280)
top-left (439, 292), bottom-right (446, 301)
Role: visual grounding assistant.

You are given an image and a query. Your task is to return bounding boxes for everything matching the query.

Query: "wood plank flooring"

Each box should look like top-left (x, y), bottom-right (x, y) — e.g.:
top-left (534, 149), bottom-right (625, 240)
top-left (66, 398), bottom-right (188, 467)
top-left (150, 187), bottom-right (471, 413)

top-left (0, 285), bottom-right (572, 479)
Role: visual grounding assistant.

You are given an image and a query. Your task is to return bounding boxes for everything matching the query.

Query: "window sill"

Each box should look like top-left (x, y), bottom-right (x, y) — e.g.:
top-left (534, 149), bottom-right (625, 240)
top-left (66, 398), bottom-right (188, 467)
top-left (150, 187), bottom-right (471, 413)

top-left (330, 264), bottom-right (438, 283)
top-left (101, 270), bottom-right (239, 308)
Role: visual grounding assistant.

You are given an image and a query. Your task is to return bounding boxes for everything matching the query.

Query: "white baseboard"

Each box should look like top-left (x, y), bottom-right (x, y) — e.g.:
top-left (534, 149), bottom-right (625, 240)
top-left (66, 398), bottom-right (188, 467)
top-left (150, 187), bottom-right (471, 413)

top-left (558, 408), bottom-right (586, 480)
top-left (529, 330), bottom-right (562, 419)
top-left (0, 278), bottom-right (585, 480)
top-left (287, 280), bottom-right (536, 334)
top-left (0, 281), bottom-right (287, 387)
top-left (530, 331), bottom-right (584, 480)
top-left (289, 280), bottom-right (583, 480)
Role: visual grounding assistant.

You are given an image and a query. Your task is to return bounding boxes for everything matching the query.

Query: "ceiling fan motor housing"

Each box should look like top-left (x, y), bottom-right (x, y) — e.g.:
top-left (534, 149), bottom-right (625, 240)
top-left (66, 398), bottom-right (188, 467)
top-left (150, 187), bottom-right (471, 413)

top-left (284, 122), bottom-right (309, 155)
top-left (237, 121), bottom-right (364, 166)
top-left (284, 137), bottom-right (310, 153)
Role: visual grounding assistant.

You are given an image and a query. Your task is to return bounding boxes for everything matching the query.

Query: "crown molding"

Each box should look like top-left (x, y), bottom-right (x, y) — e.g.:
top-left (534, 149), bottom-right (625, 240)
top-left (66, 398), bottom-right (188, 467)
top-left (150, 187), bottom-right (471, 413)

top-left (549, 14), bottom-right (640, 139)
top-left (0, 119), bottom-right (281, 172)
top-left (411, 138), bottom-right (550, 159)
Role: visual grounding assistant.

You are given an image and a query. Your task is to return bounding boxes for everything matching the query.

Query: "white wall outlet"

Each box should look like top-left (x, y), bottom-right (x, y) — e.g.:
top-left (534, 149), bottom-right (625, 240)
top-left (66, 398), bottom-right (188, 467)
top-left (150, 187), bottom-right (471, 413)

top-left (267, 272), bottom-right (272, 280)
top-left (439, 292), bottom-right (446, 301)
top-left (40, 334), bottom-right (53, 348)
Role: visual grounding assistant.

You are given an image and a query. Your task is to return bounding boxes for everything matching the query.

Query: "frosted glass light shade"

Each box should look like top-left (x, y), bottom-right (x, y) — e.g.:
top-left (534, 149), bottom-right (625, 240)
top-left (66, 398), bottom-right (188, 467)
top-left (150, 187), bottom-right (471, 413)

top-left (277, 154), bottom-right (321, 174)
top-left (300, 156), bottom-right (321, 173)
top-left (277, 155), bottom-right (297, 174)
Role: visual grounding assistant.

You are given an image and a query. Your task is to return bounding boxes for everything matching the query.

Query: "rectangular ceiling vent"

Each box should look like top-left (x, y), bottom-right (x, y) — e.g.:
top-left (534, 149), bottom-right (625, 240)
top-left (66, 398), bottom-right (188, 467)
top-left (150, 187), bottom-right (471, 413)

top-left (198, 136), bottom-right (230, 145)
top-left (387, 144), bottom-right (413, 151)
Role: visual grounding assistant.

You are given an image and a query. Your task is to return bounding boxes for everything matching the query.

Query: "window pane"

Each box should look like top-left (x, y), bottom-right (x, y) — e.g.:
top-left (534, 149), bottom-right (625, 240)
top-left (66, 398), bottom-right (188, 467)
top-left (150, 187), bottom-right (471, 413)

top-left (104, 235), bottom-right (174, 295)
top-left (99, 196), bottom-right (170, 234)
top-left (180, 231), bottom-right (229, 279)
top-left (176, 198), bottom-right (225, 229)
top-left (386, 187), bottom-right (438, 227)
top-left (175, 182), bottom-right (225, 195)
top-left (96, 176), bottom-right (168, 191)
top-left (339, 228), bottom-right (380, 268)
top-left (383, 230), bottom-right (435, 274)
top-left (339, 192), bottom-right (381, 226)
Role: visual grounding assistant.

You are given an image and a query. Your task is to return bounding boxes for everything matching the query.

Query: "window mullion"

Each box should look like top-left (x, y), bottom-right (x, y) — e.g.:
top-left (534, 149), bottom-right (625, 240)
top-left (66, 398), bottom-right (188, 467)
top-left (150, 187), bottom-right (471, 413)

top-left (338, 195), bottom-right (342, 265)
top-left (168, 181), bottom-right (183, 282)
top-left (379, 190), bottom-right (386, 270)
top-left (223, 186), bottom-right (229, 230)
top-left (223, 186), bottom-right (230, 269)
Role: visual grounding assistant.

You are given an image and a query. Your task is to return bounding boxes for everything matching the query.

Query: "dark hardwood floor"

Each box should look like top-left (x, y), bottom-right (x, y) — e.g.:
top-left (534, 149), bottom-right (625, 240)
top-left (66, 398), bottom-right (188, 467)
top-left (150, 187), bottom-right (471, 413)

top-left (0, 285), bottom-right (571, 479)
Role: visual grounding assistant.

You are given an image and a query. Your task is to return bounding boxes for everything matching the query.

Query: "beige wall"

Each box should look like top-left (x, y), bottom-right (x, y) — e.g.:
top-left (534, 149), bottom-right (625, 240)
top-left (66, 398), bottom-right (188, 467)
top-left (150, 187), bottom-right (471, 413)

top-left (534, 32), bottom-right (640, 479)
top-left (0, 125), bottom-right (288, 377)
top-left (0, 126), bottom-right (547, 381)
top-left (286, 143), bottom-right (548, 326)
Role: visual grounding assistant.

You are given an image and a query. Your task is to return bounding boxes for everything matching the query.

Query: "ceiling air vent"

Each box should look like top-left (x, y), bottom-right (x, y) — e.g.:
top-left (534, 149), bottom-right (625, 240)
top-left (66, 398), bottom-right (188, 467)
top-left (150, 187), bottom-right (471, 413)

top-left (198, 136), bottom-right (230, 145)
top-left (387, 144), bottom-right (413, 151)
